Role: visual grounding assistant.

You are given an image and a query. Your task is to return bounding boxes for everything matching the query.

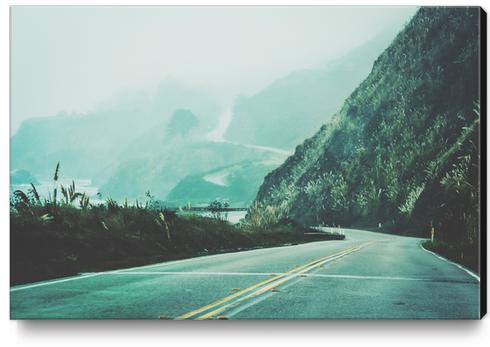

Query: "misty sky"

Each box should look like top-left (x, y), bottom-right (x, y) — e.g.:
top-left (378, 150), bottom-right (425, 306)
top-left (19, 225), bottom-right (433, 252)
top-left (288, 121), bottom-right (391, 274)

top-left (11, 6), bottom-right (417, 133)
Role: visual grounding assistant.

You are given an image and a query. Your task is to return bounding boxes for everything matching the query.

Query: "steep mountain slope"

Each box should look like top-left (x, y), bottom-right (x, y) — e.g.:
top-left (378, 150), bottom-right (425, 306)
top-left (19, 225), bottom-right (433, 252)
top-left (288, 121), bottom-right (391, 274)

top-left (225, 27), bottom-right (405, 150)
top-left (255, 7), bottom-right (481, 249)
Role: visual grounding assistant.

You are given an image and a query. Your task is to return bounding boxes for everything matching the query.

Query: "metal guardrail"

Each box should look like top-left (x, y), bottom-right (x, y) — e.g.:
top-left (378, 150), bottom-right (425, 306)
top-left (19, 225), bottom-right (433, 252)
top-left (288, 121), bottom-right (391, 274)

top-left (170, 207), bottom-right (249, 212)
top-left (310, 226), bottom-right (345, 235)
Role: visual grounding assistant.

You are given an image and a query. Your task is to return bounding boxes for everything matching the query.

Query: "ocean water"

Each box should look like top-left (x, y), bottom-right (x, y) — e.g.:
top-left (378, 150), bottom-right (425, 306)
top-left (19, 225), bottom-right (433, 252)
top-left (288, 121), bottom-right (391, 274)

top-left (10, 178), bottom-right (103, 205)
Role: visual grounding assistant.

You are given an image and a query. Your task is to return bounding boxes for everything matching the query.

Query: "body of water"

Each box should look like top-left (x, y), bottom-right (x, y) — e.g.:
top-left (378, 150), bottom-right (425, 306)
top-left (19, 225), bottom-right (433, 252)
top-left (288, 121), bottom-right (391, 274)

top-left (10, 178), bottom-right (103, 205)
top-left (180, 210), bottom-right (247, 224)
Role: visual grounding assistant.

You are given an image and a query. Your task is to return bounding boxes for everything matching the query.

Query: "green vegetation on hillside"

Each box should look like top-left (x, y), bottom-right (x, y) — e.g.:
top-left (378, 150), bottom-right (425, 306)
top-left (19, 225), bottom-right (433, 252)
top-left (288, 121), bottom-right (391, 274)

top-left (100, 141), bottom-right (284, 201)
top-left (166, 160), bottom-right (282, 207)
top-left (255, 8), bottom-right (481, 271)
top-left (11, 165), bottom-right (344, 285)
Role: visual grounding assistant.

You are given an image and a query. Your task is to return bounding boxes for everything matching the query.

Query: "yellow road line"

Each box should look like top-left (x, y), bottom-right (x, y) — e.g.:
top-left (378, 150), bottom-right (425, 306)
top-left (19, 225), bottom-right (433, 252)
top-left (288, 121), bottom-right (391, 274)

top-left (174, 242), bottom-right (372, 320)
top-left (174, 250), bottom-right (342, 320)
top-left (195, 242), bottom-right (372, 320)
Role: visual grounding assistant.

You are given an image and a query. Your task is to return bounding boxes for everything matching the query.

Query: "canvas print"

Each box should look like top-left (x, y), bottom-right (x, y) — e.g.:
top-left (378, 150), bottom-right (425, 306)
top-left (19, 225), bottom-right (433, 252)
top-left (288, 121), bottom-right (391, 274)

top-left (10, 6), bottom-right (484, 319)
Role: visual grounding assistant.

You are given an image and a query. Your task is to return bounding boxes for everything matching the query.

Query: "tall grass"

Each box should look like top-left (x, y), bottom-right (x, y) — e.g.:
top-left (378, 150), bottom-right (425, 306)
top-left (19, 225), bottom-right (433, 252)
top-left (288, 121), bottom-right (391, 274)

top-left (10, 163), bottom-right (343, 285)
top-left (245, 202), bottom-right (285, 231)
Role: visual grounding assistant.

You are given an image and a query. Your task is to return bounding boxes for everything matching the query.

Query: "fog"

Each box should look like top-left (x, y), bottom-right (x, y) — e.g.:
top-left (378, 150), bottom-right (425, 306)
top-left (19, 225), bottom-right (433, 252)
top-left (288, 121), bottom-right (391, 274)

top-left (10, 6), bottom-right (416, 133)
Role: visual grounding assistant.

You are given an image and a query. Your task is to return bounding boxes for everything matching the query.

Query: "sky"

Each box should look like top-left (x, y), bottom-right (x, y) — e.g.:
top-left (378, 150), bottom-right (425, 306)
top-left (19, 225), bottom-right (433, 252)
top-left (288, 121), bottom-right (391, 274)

top-left (10, 6), bottom-right (417, 133)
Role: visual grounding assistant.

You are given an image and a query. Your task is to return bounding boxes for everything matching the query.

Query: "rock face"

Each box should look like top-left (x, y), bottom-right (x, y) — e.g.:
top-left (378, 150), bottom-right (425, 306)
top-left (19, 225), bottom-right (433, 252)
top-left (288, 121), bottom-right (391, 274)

top-left (255, 8), bottom-right (481, 243)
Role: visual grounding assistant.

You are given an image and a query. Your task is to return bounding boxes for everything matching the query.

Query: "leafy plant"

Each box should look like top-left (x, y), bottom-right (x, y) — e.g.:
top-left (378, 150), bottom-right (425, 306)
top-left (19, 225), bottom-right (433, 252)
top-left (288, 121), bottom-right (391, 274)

top-left (207, 198), bottom-right (230, 221)
top-left (246, 202), bottom-right (285, 231)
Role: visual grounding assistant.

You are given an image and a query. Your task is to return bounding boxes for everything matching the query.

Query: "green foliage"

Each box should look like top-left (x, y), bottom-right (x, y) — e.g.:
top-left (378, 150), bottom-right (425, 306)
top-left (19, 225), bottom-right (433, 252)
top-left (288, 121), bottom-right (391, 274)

top-left (440, 155), bottom-right (473, 195)
top-left (11, 159), bottom-right (347, 285)
top-left (245, 202), bottom-right (286, 231)
top-left (61, 180), bottom-right (83, 205)
top-left (398, 184), bottom-right (425, 215)
top-left (207, 198), bottom-right (230, 221)
top-left (105, 198), bottom-right (120, 213)
top-left (10, 194), bottom-right (331, 285)
top-left (29, 183), bottom-right (41, 205)
top-left (10, 163), bottom-right (93, 217)
top-left (166, 160), bottom-right (282, 207)
top-left (79, 193), bottom-right (90, 209)
top-left (53, 162), bottom-right (60, 181)
top-left (256, 8), bottom-right (480, 255)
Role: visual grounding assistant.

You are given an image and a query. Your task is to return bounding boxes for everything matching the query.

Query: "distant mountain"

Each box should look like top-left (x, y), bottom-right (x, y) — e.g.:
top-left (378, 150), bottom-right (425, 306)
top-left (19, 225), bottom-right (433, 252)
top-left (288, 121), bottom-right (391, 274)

top-left (255, 7), bottom-right (480, 247)
top-left (99, 140), bottom-right (286, 201)
top-left (10, 80), bottom-right (221, 181)
top-left (225, 26), bottom-right (405, 150)
top-left (10, 169), bottom-right (39, 185)
top-left (166, 159), bottom-right (284, 207)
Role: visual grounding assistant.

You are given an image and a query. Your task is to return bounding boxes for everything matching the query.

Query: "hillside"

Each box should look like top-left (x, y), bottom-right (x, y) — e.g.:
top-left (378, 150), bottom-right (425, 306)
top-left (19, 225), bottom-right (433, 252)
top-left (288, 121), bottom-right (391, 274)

top-left (255, 7), bottom-right (481, 256)
top-left (100, 140), bottom-right (284, 201)
top-left (166, 159), bottom-right (284, 207)
top-left (10, 80), bottom-right (220, 181)
top-left (225, 27), bottom-right (405, 150)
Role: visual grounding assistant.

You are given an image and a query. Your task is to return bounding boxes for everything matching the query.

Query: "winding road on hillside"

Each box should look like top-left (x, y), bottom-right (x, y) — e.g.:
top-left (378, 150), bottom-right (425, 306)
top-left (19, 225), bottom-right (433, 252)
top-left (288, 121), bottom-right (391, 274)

top-left (10, 229), bottom-right (480, 319)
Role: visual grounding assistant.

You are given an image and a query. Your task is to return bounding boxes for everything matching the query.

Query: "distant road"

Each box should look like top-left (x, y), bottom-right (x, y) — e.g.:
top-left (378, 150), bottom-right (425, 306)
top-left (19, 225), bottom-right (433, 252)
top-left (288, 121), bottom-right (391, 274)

top-left (205, 106), bottom-right (293, 157)
top-left (10, 229), bottom-right (480, 319)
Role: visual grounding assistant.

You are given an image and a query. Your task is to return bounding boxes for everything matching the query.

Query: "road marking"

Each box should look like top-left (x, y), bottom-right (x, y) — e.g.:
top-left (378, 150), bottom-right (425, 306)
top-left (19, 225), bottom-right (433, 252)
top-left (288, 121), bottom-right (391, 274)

top-left (71, 271), bottom-right (477, 284)
top-left (174, 242), bottom-right (372, 320)
top-left (194, 243), bottom-right (371, 320)
top-left (305, 273), bottom-right (478, 284)
top-left (172, 251), bottom-right (347, 320)
top-left (11, 241), bottom-right (332, 292)
top-left (419, 244), bottom-right (480, 282)
top-left (99, 271), bottom-right (283, 277)
top-left (10, 273), bottom-right (105, 292)
top-left (10, 254), bottom-right (233, 292)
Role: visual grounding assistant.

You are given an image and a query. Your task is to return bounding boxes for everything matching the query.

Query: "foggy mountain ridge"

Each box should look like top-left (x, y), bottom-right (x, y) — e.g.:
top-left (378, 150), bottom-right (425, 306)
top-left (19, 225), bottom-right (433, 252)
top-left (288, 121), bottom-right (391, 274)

top-left (11, 22), bottom-right (411, 204)
top-left (10, 79), bottom-right (222, 181)
top-left (224, 25), bottom-right (406, 150)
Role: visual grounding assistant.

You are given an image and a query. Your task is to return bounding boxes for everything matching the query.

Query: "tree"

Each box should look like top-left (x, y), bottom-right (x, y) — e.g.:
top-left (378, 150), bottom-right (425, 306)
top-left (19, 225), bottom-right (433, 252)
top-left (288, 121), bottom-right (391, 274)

top-left (208, 198), bottom-right (230, 221)
top-left (167, 109), bottom-right (199, 136)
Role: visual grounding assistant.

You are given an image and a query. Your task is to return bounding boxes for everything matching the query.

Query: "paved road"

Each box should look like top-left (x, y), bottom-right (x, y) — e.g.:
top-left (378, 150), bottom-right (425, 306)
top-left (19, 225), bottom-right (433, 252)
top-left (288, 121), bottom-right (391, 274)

top-left (10, 229), bottom-right (480, 319)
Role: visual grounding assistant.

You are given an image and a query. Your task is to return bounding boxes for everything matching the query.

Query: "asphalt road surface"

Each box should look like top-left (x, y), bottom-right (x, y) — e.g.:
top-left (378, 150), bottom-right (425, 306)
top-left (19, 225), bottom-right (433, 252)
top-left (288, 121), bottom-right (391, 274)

top-left (10, 228), bottom-right (480, 319)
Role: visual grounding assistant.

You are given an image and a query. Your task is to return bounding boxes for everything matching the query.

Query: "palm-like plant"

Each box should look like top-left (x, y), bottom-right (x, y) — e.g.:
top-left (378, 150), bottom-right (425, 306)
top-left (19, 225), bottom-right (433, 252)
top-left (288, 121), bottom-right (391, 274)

top-left (79, 193), bottom-right (90, 209)
top-left (61, 180), bottom-right (83, 205)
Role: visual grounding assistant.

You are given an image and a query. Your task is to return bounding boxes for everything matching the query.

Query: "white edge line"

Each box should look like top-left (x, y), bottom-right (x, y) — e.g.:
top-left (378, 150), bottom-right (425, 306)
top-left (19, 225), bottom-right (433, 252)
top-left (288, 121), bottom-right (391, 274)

top-left (103, 271), bottom-right (279, 277)
top-left (78, 271), bottom-right (441, 282)
top-left (419, 243), bottom-right (480, 282)
top-left (10, 240), bottom-right (346, 292)
top-left (9, 253), bottom-right (231, 292)
top-left (9, 273), bottom-right (104, 292)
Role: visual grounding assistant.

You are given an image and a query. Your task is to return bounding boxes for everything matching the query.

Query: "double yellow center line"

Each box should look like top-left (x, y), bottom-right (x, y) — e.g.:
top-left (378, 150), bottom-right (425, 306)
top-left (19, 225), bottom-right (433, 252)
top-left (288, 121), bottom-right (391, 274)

top-left (174, 241), bottom-right (373, 320)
